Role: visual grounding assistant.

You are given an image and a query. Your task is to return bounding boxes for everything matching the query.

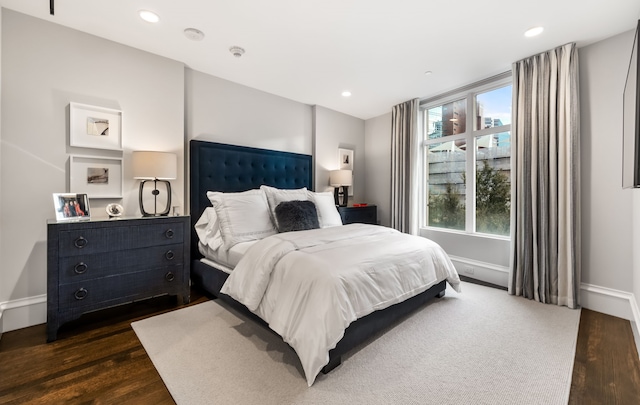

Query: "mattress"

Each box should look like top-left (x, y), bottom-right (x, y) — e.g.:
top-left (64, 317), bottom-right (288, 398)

top-left (198, 240), bottom-right (256, 270)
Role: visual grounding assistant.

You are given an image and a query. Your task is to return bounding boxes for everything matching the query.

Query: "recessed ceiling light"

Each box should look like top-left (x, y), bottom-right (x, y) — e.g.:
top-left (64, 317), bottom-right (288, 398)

top-left (184, 28), bottom-right (205, 41)
top-left (341, 91), bottom-right (352, 97)
top-left (524, 26), bottom-right (544, 37)
top-left (424, 71), bottom-right (433, 75)
top-left (139, 10), bottom-right (160, 23)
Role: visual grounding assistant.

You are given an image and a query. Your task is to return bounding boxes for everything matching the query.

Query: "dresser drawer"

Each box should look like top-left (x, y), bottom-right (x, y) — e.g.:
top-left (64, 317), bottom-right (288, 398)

top-left (58, 221), bottom-right (184, 257)
top-left (58, 244), bottom-right (184, 283)
top-left (58, 265), bottom-right (184, 310)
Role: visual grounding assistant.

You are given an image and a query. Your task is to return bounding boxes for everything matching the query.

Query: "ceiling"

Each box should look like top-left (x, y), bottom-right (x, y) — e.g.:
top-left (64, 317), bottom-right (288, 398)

top-left (1, 0), bottom-right (639, 120)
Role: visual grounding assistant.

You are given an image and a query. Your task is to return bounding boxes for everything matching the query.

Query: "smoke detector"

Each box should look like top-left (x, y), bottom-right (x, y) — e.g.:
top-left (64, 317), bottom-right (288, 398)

top-left (184, 28), bottom-right (205, 41)
top-left (229, 46), bottom-right (245, 58)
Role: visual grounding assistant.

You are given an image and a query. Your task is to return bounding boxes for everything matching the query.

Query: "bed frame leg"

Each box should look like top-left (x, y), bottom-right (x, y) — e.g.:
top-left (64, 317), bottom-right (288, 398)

top-left (321, 356), bottom-right (342, 374)
top-left (436, 290), bottom-right (445, 298)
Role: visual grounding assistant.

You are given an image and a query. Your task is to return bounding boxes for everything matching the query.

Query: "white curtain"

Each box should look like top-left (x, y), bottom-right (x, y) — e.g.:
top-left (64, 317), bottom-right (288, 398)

top-left (509, 43), bottom-right (581, 309)
top-left (391, 99), bottom-right (420, 235)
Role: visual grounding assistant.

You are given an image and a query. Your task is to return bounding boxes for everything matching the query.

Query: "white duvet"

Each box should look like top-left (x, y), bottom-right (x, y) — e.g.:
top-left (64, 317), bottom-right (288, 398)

top-left (220, 223), bottom-right (461, 386)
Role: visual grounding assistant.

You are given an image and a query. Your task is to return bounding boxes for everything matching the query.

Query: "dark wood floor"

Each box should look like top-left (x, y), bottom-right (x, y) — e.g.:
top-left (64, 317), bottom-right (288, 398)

top-left (1, 287), bottom-right (639, 405)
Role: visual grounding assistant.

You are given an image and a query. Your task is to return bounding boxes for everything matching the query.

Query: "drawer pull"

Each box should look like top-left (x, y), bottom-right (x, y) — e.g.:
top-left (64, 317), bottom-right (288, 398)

top-left (74, 236), bottom-right (88, 249)
top-left (74, 288), bottom-right (88, 300)
top-left (165, 229), bottom-right (175, 239)
top-left (74, 262), bottom-right (88, 274)
top-left (165, 250), bottom-right (175, 260)
top-left (165, 272), bottom-right (175, 282)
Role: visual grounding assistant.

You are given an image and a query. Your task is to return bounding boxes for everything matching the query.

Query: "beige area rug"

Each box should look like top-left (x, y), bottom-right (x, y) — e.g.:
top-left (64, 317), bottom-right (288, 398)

top-left (132, 282), bottom-right (581, 405)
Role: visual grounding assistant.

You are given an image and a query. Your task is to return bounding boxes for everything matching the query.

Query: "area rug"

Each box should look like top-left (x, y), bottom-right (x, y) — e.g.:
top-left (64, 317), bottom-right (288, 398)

top-left (132, 282), bottom-right (580, 405)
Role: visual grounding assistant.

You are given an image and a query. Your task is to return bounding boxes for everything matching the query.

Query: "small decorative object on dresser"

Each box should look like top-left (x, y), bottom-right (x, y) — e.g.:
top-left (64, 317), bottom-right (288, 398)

top-left (46, 215), bottom-right (190, 341)
top-left (337, 205), bottom-right (377, 225)
top-left (105, 203), bottom-right (123, 218)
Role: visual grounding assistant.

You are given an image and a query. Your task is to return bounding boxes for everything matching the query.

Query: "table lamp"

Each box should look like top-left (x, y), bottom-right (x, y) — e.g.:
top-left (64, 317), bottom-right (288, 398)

top-left (329, 169), bottom-right (352, 207)
top-left (132, 151), bottom-right (177, 216)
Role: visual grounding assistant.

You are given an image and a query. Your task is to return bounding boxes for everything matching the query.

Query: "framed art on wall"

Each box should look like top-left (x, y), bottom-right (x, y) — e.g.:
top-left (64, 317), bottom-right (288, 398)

top-left (338, 148), bottom-right (354, 171)
top-left (52, 193), bottom-right (91, 221)
top-left (70, 155), bottom-right (123, 198)
top-left (69, 102), bottom-right (122, 150)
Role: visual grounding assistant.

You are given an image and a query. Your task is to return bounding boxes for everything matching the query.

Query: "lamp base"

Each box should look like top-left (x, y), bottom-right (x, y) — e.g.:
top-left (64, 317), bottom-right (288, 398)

top-left (139, 179), bottom-right (171, 216)
top-left (334, 186), bottom-right (349, 207)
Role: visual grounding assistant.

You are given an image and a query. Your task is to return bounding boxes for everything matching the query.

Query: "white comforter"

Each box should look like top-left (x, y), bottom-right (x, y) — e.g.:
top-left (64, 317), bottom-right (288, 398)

top-left (220, 224), bottom-right (461, 386)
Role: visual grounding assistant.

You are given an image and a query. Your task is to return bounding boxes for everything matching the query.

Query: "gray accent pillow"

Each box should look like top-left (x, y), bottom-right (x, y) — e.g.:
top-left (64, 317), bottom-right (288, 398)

top-left (274, 200), bottom-right (320, 233)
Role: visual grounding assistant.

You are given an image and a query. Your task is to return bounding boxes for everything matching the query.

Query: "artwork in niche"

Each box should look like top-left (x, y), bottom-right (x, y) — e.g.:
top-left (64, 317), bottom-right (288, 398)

top-left (52, 193), bottom-right (91, 221)
top-left (338, 148), bottom-right (354, 196)
top-left (339, 148), bottom-right (354, 171)
top-left (87, 117), bottom-right (109, 136)
top-left (70, 155), bottom-right (123, 198)
top-left (87, 167), bottom-right (109, 184)
top-left (69, 102), bottom-right (122, 150)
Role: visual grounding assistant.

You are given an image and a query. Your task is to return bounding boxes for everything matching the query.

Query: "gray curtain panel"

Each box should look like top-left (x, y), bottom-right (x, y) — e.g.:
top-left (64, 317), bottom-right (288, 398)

top-left (391, 98), bottom-right (420, 234)
top-left (509, 43), bottom-right (581, 309)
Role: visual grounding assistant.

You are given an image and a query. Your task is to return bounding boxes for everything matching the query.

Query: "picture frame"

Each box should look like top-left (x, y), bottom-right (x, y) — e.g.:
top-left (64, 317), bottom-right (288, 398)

top-left (338, 148), bottom-right (354, 195)
top-left (53, 193), bottom-right (91, 221)
top-left (338, 148), bottom-right (354, 171)
top-left (70, 102), bottom-right (122, 150)
top-left (70, 155), bottom-right (123, 198)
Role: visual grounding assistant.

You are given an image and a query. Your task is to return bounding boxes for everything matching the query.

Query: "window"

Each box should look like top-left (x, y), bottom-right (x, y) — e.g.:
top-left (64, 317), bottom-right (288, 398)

top-left (422, 77), bottom-right (512, 237)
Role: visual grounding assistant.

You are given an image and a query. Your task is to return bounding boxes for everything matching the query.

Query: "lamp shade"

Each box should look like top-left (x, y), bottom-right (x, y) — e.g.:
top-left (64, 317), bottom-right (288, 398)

top-left (132, 151), bottom-right (177, 180)
top-left (329, 169), bottom-right (352, 186)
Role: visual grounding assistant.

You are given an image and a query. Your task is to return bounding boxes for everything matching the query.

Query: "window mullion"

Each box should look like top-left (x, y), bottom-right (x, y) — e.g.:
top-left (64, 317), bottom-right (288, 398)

top-left (465, 95), bottom-right (475, 233)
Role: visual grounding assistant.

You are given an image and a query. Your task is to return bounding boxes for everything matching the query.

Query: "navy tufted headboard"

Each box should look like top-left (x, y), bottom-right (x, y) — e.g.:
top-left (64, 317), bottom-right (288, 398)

top-left (189, 140), bottom-right (313, 259)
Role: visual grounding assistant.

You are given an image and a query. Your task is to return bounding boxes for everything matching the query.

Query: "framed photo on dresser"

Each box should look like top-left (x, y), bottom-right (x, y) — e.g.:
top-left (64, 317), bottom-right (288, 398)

top-left (52, 193), bottom-right (91, 221)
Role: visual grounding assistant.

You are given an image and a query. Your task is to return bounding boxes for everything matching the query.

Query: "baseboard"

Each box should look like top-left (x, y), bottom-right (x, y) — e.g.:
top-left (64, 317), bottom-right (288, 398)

top-left (580, 283), bottom-right (637, 320)
top-left (0, 294), bottom-right (47, 334)
top-left (448, 255), bottom-right (509, 288)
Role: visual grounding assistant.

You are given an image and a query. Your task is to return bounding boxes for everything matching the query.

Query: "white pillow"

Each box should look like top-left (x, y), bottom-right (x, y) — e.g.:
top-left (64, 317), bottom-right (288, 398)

top-left (194, 207), bottom-right (223, 252)
top-left (260, 185), bottom-right (309, 227)
top-left (207, 189), bottom-right (277, 249)
top-left (308, 191), bottom-right (343, 228)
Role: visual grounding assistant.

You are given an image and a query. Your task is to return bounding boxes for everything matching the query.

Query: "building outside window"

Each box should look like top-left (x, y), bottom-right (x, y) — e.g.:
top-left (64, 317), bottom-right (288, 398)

top-left (421, 76), bottom-right (512, 237)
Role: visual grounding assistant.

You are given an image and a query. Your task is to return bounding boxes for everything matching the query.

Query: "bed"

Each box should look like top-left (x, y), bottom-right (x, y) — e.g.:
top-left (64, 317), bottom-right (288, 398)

top-left (189, 140), bottom-right (460, 386)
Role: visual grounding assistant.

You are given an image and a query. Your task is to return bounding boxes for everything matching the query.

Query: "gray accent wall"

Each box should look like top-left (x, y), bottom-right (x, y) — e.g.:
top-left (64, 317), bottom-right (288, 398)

top-left (0, 9), bottom-right (185, 332)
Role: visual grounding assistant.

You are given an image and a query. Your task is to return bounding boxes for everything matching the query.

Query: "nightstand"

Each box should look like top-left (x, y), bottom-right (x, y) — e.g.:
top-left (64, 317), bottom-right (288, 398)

top-left (338, 205), bottom-right (377, 225)
top-left (46, 215), bottom-right (190, 342)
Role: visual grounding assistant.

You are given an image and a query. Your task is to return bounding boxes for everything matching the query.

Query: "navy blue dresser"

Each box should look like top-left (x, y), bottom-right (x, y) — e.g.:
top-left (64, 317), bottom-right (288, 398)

top-left (46, 216), bottom-right (190, 341)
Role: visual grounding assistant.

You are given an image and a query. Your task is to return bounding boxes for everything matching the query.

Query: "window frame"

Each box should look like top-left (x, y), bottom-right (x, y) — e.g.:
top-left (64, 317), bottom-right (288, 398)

top-left (420, 74), bottom-right (512, 238)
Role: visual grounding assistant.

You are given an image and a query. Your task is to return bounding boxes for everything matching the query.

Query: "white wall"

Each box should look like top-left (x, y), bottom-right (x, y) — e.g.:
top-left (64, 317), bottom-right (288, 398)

top-left (185, 68), bottom-right (312, 156)
top-left (0, 10), bottom-right (185, 333)
top-left (313, 106), bottom-right (365, 200)
top-left (364, 112), bottom-right (392, 226)
top-left (0, 7), bottom-right (4, 337)
top-left (579, 29), bottom-right (640, 324)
